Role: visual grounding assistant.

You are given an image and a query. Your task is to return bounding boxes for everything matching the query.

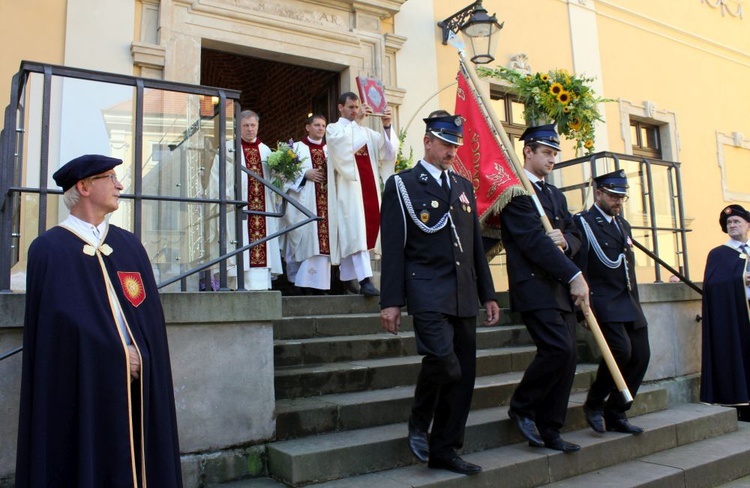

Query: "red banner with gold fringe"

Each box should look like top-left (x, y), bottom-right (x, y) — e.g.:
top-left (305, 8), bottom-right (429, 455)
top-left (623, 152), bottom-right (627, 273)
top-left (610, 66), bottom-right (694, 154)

top-left (452, 69), bottom-right (525, 223)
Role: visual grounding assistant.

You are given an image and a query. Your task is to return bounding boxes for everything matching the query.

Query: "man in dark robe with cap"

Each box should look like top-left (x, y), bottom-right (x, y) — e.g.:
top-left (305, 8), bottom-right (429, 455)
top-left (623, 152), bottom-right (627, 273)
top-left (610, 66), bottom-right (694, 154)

top-left (380, 110), bottom-right (500, 475)
top-left (701, 204), bottom-right (750, 421)
top-left (574, 170), bottom-right (649, 435)
top-left (501, 124), bottom-right (589, 452)
top-left (16, 155), bottom-right (183, 487)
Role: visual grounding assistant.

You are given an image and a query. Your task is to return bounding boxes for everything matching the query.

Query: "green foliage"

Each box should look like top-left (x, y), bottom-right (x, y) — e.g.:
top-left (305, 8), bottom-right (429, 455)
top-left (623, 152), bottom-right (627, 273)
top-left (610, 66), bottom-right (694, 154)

top-left (395, 129), bottom-right (414, 172)
top-left (266, 140), bottom-right (306, 189)
top-left (478, 66), bottom-right (612, 154)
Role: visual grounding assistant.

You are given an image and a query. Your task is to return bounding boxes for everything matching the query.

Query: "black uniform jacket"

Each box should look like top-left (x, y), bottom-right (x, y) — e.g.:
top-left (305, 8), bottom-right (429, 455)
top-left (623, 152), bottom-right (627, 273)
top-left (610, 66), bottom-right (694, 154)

top-left (380, 162), bottom-right (496, 317)
top-left (500, 182), bottom-right (582, 313)
top-left (574, 206), bottom-right (647, 328)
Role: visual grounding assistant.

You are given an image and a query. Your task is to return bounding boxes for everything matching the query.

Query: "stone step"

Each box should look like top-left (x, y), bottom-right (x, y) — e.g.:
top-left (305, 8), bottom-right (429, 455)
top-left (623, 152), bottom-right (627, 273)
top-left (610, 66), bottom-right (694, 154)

top-left (547, 422), bottom-right (750, 488)
top-left (266, 386), bottom-right (671, 486)
top-left (279, 294), bottom-right (511, 318)
top-left (274, 345), bottom-right (538, 400)
top-left (289, 402), bottom-right (736, 488)
top-left (274, 325), bottom-right (532, 367)
top-left (275, 364), bottom-right (598, 440)
top-left (274, 309), bottom-right (523, 340)
top-left (718, 471), bottom-right (750, 487)
top-left (213, 478), bottom-right (287, 488)
top-left (281, 296), bottom-right (382, 317)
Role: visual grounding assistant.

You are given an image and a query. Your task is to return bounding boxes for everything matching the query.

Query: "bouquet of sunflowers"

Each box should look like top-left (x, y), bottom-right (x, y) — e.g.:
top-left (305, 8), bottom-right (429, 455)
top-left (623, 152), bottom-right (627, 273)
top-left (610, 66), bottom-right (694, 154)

top-left (266, 140), bottom-right (306, 189)
top-left (477, 66), bottom-right (611, 154)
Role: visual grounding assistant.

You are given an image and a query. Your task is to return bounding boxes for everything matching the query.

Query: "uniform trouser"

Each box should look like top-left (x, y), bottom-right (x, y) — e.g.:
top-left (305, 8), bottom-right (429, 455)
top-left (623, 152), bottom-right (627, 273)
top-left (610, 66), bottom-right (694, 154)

top-left (410, 311), bottom-right (477, 457)
top-left (586, 321), bottom-right (650, 417)
top-left (511, 309), bottom-right (577, 440)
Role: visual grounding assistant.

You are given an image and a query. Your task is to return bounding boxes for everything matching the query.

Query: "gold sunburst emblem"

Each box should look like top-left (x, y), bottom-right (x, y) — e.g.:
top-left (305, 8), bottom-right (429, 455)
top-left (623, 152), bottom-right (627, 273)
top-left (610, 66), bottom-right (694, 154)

top-left (117, 272), bottom-right (146, 307)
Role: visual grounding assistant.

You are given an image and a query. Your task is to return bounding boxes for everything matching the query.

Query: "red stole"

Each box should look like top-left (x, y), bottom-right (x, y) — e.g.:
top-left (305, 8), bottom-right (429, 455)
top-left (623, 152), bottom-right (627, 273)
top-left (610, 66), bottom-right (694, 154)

top-left (301, 138), bottom-right (330, 255)
top-left (354, 144), bottom-right (380, 250)
top-left (242, 139), bottom-right (267, 267)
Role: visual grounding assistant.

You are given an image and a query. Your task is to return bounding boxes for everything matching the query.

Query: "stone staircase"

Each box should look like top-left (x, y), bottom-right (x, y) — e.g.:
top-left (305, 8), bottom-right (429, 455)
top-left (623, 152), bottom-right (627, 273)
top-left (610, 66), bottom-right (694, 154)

top-left (218, 295), bottom-right (750, 487)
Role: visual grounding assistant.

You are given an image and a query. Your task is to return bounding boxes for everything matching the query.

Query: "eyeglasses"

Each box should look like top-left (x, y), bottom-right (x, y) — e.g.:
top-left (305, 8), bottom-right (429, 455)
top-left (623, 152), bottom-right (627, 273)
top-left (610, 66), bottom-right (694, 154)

top-left (600, 189), bottom-right (629, 202)
top-left (90, 173), bottom-right (120, 184)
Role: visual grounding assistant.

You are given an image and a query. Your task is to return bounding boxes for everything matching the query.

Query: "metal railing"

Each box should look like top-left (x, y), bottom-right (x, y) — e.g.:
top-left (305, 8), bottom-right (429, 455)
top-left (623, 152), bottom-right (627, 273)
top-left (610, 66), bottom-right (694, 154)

top-left (555, 151), bottom-right (692, 282)
top-left (0, 61), bottom-right (319, 360)
top-left (630, 238), bottom-right (702, 295)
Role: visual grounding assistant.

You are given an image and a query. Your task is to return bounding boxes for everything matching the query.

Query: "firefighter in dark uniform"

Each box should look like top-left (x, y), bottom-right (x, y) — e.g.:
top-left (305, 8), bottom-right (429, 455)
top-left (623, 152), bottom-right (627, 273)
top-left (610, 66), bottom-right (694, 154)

top-left (502, 124), bottom-right (589, 453)
top-left (574, 170), bottom-right (649, 435)
top-left (380, 111), bottom-right (500, 476)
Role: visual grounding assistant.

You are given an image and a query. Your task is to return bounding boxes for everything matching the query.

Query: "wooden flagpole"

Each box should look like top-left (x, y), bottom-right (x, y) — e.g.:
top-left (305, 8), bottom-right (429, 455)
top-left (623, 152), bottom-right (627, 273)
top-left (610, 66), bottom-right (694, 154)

top-left (459, 52), bottom-right (633, 405)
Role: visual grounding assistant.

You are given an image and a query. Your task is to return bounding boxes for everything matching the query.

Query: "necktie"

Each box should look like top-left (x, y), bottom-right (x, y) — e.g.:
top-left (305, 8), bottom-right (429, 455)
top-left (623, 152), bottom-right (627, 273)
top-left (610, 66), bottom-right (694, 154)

top-left (611, 217), bottom-right (621, 235)
top-left (440, 171), bottom-right (450, 198)
top-left (740, 243), bottom-right (750, 255)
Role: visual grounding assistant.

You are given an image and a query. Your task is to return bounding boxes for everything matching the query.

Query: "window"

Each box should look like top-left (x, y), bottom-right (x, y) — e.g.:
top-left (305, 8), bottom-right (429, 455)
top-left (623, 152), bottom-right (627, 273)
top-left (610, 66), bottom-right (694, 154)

top-left (630, 120), bottom-right (662, 159)
top-left (490, 89), bottom-right (526, 157)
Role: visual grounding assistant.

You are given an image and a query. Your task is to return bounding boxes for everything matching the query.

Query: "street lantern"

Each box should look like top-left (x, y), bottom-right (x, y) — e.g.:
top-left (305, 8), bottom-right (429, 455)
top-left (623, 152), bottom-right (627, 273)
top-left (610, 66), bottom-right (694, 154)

top-left (438, 0), bottom-right (504, 64)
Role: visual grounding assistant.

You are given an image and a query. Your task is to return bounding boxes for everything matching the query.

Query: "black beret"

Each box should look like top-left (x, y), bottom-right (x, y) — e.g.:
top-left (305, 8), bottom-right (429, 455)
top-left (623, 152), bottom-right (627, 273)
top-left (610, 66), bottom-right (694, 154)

top-left (52, 154), bottom-right (123, 192)
top-left (719, 204), bottom-right (750, 233)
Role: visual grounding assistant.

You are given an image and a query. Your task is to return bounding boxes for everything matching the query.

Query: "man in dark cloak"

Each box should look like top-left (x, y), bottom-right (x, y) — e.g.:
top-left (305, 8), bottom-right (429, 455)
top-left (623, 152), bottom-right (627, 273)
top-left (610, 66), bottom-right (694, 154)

top-left (701, 204), bottom-right (750, 421)
top-left (15, 154), bottom-right (183, 487)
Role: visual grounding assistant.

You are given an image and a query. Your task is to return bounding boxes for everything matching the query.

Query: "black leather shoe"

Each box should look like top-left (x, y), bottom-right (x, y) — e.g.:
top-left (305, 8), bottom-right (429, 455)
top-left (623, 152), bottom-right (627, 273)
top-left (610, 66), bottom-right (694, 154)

top-left (428, 454), bottom-right (482, 475)
top-left (583, 405), bottom-right (606, 433)
top-left (343, 279), bottom-right (360, 294)
top-left (407, 420), bottom-right (429, 463)
top-left (359, 279), bottom-right (380, 297)
top-left (543, 437), bottom-right (581, 453)
top-left (508, 410), bottom-right (544, 447)
top-left (606, 417), bottom-right (644, 435)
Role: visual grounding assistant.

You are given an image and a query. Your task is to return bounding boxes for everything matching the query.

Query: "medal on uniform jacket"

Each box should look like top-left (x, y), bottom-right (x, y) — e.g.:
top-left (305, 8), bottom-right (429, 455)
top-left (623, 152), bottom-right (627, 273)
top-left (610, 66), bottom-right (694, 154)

top-left (431, 200), bottom-right (438, 208)
top-left (420, 210), bottom-right (430, 223)
top-left (459, 192), bottom-right (471, 213)
top-left (118, 271), bottom-right (147, 307)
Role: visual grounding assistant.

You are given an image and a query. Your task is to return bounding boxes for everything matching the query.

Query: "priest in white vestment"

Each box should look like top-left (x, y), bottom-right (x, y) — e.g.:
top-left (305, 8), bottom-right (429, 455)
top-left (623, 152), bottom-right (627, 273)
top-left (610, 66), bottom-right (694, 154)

top-left (284, 114), bottom-right (335, 292)
top-left (206, 110), bottom-right (282, 290)
top-left (326, 92), bottom-right (396, 296)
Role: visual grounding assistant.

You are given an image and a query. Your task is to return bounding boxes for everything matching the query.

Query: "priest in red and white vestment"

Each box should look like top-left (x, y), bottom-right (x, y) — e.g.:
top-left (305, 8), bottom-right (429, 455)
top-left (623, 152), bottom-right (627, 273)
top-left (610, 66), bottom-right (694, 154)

top-left (207, 110), bottom-right (283, 290)
top-left (284, 114), bottom-right (336, 292)
top-left (326, 92), bottom-right (397, 296)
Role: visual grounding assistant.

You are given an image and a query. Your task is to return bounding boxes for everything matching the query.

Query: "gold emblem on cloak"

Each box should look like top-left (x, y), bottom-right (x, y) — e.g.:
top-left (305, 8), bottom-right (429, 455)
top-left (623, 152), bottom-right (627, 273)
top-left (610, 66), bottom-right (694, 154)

top-left (420, 210), bottom-right (430, 223)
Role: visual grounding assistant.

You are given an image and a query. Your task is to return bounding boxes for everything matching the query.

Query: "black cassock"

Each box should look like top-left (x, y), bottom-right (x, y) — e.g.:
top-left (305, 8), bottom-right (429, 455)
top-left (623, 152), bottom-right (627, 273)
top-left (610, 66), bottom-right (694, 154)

top-left (700, 243), bottom-right (750, 405)
top-left (16, 225), bottom-right (182, 488)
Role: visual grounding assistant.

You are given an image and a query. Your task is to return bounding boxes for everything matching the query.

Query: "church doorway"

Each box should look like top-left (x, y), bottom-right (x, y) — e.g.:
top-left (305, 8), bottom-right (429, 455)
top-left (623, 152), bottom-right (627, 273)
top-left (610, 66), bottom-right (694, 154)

top-left (200, 48), bottom-right (346, 295)
top-left (200, 48), bottom-right (339, 144)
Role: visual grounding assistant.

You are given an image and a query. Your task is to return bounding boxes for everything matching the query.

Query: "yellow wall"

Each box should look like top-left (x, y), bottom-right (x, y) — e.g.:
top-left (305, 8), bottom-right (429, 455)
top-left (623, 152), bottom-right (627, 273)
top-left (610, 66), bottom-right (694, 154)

top-left (0, 0), bottom-right (66, 110)
top-left (596, 0), bottom-right (750, 277)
